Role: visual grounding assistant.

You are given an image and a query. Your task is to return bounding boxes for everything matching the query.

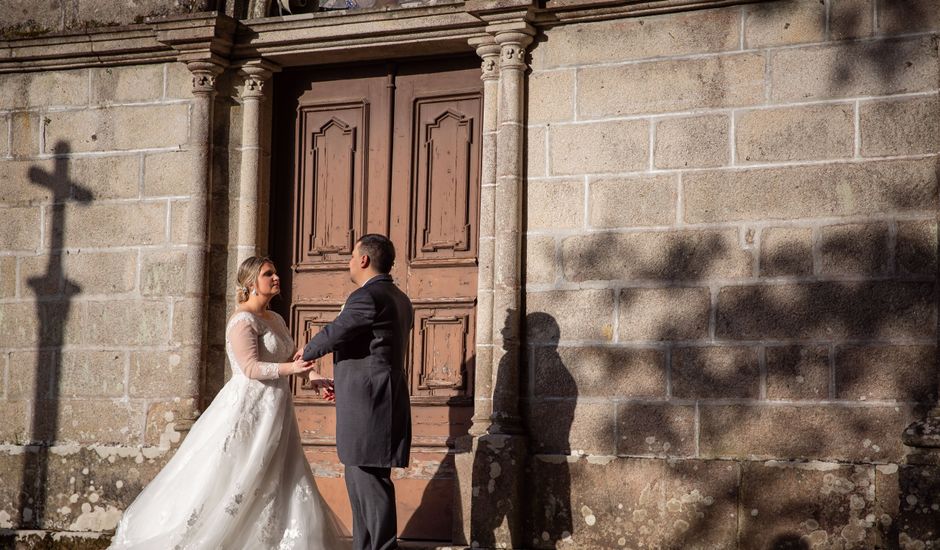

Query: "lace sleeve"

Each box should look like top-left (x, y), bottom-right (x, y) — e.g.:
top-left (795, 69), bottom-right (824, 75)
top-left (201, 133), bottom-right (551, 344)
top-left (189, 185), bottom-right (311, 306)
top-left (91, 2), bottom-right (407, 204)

top-left (227, 317), bottom-right (281, 380)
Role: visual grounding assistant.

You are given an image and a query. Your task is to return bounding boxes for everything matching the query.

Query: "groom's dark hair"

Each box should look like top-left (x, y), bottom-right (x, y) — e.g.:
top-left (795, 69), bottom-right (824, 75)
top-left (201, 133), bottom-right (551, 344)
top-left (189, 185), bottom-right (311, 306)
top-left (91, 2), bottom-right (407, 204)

top-left (357, 234), bottom-right (395, 273)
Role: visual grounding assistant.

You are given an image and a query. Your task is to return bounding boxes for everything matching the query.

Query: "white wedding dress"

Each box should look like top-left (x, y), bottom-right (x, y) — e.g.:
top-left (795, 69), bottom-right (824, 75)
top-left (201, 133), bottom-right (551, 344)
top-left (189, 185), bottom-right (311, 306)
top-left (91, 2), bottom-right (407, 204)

top-left (109, 310), bottom-right (345, 550)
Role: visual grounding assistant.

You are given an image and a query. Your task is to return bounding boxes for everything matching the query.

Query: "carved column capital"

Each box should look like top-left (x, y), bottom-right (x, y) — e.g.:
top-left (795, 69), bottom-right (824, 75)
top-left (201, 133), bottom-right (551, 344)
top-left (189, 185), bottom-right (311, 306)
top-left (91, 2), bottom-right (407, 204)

top-left (494, 30), bottom-right (534, 71)
top-left (238, 59), bottom-right (281, 100)
top-left (470, 36), bottom-right (502, 82)
top-left (186, 60), bottom-right (226, 95)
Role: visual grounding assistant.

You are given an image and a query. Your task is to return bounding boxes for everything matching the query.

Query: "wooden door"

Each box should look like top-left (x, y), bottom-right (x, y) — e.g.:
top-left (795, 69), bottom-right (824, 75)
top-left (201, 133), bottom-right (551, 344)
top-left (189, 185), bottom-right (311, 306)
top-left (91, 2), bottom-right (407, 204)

top-left (270, 58), bottom-right (481, 542)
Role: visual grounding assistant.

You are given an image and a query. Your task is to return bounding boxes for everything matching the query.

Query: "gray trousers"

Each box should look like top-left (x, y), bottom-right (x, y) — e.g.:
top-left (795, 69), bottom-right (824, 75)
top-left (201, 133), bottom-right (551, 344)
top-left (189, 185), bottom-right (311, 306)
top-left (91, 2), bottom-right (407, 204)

top-left (344, 465), bottom-right (398, 550)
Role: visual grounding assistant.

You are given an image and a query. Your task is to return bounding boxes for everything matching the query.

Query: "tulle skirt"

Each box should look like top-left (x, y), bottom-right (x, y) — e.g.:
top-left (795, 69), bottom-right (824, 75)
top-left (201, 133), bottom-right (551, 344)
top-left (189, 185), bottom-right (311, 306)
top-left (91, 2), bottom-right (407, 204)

top-left (108, 375), bottom-right (345, 550)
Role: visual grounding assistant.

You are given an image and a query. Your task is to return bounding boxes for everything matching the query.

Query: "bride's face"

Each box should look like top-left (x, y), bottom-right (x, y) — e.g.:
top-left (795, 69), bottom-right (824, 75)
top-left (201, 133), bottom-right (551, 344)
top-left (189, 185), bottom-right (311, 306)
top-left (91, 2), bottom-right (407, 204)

top-left (254, 262), bottom-right (280, 297)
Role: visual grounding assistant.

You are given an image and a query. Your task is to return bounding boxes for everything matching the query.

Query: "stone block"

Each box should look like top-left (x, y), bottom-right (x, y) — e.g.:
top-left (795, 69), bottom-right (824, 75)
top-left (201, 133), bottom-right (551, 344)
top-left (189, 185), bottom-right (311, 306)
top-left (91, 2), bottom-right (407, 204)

top-left (578, 53), bottom-right (765, 118)
top-left (874, 464), bottom-right (900, 543)
top-left (0, 73), bottom-right (29, 111)
top-left (766, 345), bottom-right (830, 400)
top-left (654, 115), bottom-right (729, 169)
top-left (616, 403), bottom-right (695, 457)
top-left (533, 346), bottom-right (665, 398)
top-left (54, 202), bottom-right (166, 248)
top-left (0, 158), bottom-right (51, 205)
top-left (526, 401), bottom-right (615, 454)
top-left (0, 206), bottom-right (40, 250)
top-left (130, 349), bottom-right (199, 398)
top-left (44, 104), bottom-right (189, 153)
top-left (589, 175), bottom-right (677, 227)
top-left (896, 219), bottom-right (938, 275)
top-left (26, 69), bottom-right (89, 108)
top-left (0, 256), bottom-right (15, 297)
top-left (0, 401), bottom-right (29, 444)
top-left (8, 351), bottom-right (53, 400)
top-left (529, 7), bottom-right (740, 69)
top-left (0, 301), bottom-right (83, 349)
top-left (526, 180), bottom-right (583, 230)
top-left (561, 229), bottom-right (751, 283)
top-left (165, 61), bottom-right (193, 100)
top-left (526, 126), bottom-right (546, 178)
top-left (770, 36), bottom-right (937, 102)
top-left (141, 250), bottom-right (188, 297)
top-left (819, 222), bottom-right (889, 275)
top-left (18, 254), bottom-right (62, 297)
top-left (35, 399), bottom-right (145, 444)
top-left (743, 0), bottom-right (826, 48)
top-left (527, 70), bottom-right (575, 124)
top-left (143, 151), bottom-right (199, 197)
top-left (144, 398), bottom-right (198, 447)
top-left (170, 200), bottom-right (197, 245)
top-left (549, 120), bottom-right (648, 175)
top-left (736, 104), bottom-right (854, 163)
top-left (526, 457), bottom-right (739, 549)
top-left (171, 298), bottom-right (203, 346)
top-left (91, 65), bottom-right (164, 104)
top-left (64, 251), bottom-right (137, 295)
top-left (84, 300), bottom-right (170, 347)
top-left (835, 345), bottom-right (937, 402)
top-left (830, 0), bottom-right (874, 40)
top-left (59, 351), bottom-right (126, 398)
top-left (0, 113), bottom-right (7, 157)
top-left (759, 227), bottom-right (814, 277)
top-left (672, 346), bottom-right (760, 399)
top-left (877, 0), bottom-right (940, 34)
top-left (699, 404), bottom-right (912, 461)
top-left (717, 281), bottom-right (935, 340)
top-left (683, 158), bottom-right (938, 223)
top-left (70, 155), bottom-right (141, 200)
top-left (739, 462), bottom-right (884, 549)
top-left (10, 111), bottom-right (38, 158)
top-left (618, 286), bottom-right (710, 341)
top-left (526, 289), bottom-right (615, 342)
top-left (525, 236), bottom-right (556, 285)
top-left (861, 95), bottom-right (940, 157)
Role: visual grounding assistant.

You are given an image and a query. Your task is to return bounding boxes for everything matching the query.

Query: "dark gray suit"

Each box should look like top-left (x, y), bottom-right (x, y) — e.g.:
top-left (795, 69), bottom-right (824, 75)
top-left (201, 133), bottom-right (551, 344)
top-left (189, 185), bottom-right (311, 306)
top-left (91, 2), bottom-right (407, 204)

top-left (302, 274), bottom-right (412, 550)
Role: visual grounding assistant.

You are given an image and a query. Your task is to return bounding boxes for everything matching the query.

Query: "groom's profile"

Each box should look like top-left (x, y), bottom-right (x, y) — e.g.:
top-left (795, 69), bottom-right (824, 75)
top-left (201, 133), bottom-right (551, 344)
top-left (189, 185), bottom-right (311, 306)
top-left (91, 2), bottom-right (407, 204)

top-left (301, 233), bottom-right (413, 550)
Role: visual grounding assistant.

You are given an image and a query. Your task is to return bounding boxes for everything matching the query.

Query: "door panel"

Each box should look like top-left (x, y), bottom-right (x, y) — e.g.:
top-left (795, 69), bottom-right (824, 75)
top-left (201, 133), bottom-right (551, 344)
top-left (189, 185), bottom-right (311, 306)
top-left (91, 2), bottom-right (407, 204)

top-left (272, 58), bottom-right (481, 542)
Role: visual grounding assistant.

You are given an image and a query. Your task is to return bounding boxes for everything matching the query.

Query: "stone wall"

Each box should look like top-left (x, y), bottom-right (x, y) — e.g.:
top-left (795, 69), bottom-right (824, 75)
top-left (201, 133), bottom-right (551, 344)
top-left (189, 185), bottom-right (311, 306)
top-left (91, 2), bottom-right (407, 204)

top-left (0, 1), bottom-right (215, 39)
top-left (0, 62), bottom-right (203, 545)
top-left (523, 0), bottom-right (939, 547)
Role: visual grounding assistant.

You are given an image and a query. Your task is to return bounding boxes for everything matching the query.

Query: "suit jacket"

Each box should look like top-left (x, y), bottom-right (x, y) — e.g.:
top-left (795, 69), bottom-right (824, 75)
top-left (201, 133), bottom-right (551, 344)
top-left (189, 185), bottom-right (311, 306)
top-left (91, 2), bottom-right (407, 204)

top-left (302, 274), bottom-right (413, 468)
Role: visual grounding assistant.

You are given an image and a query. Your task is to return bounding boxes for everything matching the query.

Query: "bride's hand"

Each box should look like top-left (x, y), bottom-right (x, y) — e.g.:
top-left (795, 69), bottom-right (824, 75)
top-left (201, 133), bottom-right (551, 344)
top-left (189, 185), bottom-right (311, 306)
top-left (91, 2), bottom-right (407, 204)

top-left (286, 357), bottom-right (316, 376)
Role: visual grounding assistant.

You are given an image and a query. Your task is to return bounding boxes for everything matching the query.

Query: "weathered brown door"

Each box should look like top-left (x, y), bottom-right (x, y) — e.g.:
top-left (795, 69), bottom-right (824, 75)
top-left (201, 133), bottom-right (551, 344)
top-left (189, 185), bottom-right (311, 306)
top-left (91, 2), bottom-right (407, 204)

top-left (271, 58), bottom-right (481, 542)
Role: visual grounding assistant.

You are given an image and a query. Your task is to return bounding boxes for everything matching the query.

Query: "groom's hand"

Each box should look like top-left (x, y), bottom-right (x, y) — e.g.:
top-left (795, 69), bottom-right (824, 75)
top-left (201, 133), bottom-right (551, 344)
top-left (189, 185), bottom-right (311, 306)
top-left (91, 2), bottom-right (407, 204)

top-left (293, 348), bottom-right (303, 361)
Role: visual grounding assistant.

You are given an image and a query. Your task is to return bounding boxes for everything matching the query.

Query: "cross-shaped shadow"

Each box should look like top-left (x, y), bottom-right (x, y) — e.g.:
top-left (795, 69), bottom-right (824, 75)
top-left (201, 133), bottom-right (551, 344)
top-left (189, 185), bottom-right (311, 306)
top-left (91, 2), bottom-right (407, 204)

top-left (18, 141), bottom-right (94, 529)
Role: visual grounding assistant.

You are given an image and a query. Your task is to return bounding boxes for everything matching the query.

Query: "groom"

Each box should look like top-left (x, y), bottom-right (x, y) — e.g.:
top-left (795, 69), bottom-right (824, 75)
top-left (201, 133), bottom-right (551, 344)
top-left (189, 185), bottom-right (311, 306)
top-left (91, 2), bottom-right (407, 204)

top-left (300, 233), bottom-right (413, 550)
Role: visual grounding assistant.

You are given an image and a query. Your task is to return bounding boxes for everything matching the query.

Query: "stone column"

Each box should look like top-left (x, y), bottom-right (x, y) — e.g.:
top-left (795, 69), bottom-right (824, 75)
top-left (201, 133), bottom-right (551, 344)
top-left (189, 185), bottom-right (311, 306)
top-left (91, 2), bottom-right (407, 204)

top-left (182, 59), bottom-right (225, 415)
top-left (489, 28), bottom-right (533, 437)
top-left (236, 60), bottom-right (279, 263)
top-left (455, 23), bottom-right (534, 550)
top-left (468, 35), bottom-right (502, 438)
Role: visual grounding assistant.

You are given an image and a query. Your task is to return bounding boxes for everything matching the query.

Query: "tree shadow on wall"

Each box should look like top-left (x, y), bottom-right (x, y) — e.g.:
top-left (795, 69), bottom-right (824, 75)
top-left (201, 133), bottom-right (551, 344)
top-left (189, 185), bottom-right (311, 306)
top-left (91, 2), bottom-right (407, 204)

top-left (7, 142), bottom-right (94, 541)
top-left (524, 202), bottom-right (937, 548)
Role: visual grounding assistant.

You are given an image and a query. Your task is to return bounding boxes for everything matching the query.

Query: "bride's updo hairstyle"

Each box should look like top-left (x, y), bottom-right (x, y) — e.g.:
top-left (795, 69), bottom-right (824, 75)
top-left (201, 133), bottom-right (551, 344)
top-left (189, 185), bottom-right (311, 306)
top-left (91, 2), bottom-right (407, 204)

top-left (235, 256), bottom-right (273, 303)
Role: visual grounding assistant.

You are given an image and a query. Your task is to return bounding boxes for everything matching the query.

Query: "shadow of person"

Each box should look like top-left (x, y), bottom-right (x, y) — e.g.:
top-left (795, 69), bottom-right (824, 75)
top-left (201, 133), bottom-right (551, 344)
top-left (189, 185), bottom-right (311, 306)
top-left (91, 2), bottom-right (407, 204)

top-left (523, 312), bottom-right (574, 549)
top-left (17, 141), bottom-right (94, 531)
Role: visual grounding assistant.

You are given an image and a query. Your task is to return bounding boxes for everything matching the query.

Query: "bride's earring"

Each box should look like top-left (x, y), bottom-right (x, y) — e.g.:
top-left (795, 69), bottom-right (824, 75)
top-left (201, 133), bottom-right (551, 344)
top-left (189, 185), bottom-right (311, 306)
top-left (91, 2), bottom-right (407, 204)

top-left (251, 288), bottom-right (258, 296)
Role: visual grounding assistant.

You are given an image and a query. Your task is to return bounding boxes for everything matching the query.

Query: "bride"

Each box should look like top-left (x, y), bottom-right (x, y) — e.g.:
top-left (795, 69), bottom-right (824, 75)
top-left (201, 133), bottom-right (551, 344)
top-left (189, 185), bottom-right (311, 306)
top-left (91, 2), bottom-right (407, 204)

top-left (109, 256), bottom-right (344, 549)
